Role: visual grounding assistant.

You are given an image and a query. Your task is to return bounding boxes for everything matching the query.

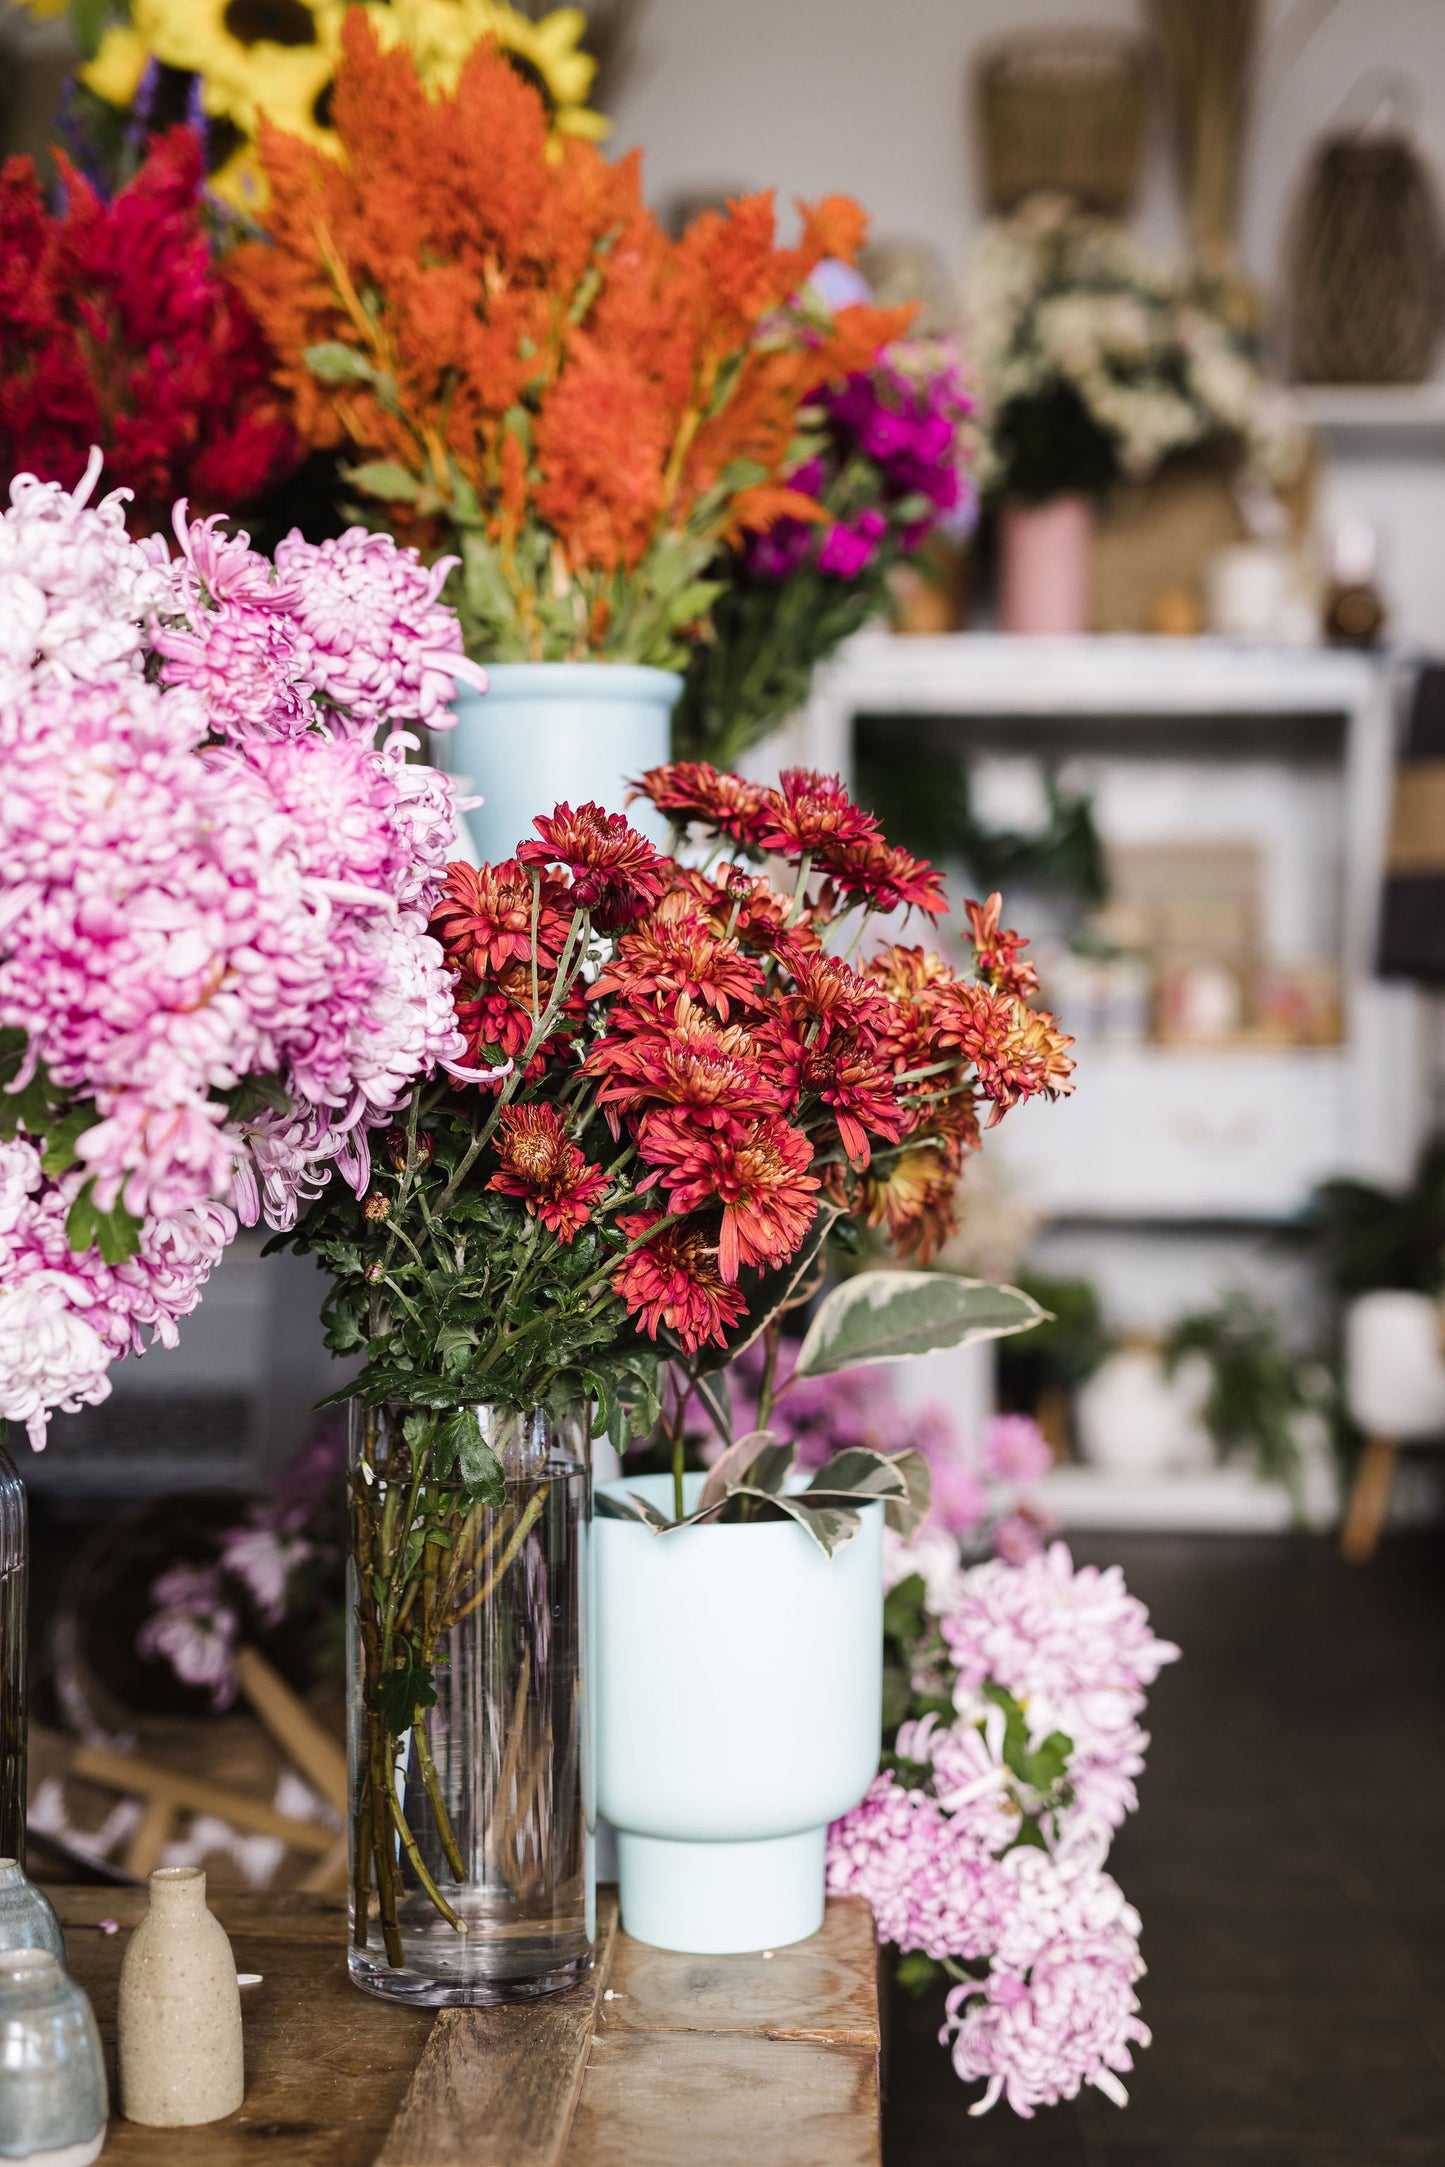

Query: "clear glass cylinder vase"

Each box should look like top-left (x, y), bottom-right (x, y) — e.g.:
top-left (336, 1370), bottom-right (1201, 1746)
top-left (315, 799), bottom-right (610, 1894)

top-left (0, 1447), bottom-right (27, 1866)
top-left (346, 1400), bottom-right (593, 2006)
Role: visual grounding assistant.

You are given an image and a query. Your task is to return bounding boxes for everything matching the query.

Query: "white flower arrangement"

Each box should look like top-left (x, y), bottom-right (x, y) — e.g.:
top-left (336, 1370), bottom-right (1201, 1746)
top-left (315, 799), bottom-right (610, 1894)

top-left (966, 196), bottom-right (1306, 504)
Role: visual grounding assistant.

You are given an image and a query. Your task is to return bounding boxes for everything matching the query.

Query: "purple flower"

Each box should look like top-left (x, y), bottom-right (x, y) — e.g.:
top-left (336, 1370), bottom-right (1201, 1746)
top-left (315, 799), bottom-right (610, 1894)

top-left (817, 509), bottom-right (887, 579)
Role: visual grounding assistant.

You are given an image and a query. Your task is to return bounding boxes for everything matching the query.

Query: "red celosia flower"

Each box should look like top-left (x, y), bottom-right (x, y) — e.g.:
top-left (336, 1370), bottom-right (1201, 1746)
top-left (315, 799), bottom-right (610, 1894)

top-left (0, 128), bottom-right (295, 531)
top-left (518, 802), bottom-right (666, 930)
top-left (965, 892), bottom-right (1040, 1000)
top-left (820, 837), bottom-right (948, 919)
top-left (752, 768), bottom-right (880, 860)
top-left (589, 908), bottom-right (765, 1022)
top-left (487, 1103), bottom-right (608, 1241)
top-left (638, 1109), bottom-right (820, 1281)
top-left (628, 761), bottom-right (772, 848)
top-left (613, 1212), bottom-right (747, 1352)
top-left (933, 983), bottom-right (1076, 1124)
top-left (429, 858), bottom-right (572, 979)
top-left (586, 993), bottom-right (787, 1131)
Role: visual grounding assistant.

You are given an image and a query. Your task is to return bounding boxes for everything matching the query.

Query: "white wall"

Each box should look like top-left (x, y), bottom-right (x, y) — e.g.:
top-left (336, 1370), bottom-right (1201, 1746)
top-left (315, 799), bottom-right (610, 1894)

top-left (612, 0), bottom-right (1445, 642)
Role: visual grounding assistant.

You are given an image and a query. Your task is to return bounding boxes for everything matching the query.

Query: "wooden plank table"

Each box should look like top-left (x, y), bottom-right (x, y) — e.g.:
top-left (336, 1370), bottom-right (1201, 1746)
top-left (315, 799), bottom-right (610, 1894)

top-left (51, 1885), bottom-right (881, 2167)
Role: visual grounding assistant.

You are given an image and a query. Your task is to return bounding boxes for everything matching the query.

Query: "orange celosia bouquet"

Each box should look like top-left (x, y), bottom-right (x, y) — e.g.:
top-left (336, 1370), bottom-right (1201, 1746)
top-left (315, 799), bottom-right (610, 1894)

top-left (229, 13), bottom-right (908, 667)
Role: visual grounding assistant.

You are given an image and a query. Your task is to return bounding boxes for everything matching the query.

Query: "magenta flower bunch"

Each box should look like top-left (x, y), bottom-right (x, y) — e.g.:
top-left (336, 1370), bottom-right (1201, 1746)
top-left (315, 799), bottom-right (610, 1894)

top-left (828, 1536), bottom-right (1178, 2119)
top-left (0, 451), bottom-right (485, 1447)
top-left (675, 335), bottom-right (976, 768)
top-left (748, 337), bottom-right (976, 585)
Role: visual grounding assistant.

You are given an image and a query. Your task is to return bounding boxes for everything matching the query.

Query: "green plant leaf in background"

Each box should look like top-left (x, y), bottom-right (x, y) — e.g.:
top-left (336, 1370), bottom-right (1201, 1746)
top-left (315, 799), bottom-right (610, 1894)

top-left (793, 1272), bottom-right (1048, 1378)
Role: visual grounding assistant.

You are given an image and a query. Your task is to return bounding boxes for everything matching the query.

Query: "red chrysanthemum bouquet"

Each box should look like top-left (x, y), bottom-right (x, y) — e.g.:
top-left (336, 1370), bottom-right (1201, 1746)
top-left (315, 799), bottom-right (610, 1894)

top-left (282, 762), bottom-right (1075, 1524)
top-left (0, 127), bottom-right (296, 532)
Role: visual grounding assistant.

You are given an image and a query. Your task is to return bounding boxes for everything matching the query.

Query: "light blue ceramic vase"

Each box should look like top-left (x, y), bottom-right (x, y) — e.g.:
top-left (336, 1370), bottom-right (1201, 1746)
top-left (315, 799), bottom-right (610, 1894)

top-left (0, 1862), bottom-right (64, 1966)
top-left (0, 1948), bottom-right (107, 2165)
top-left (593, 1474), bottom-right (883, 1955)
top-left (444, 663), bottom-right (682, 866)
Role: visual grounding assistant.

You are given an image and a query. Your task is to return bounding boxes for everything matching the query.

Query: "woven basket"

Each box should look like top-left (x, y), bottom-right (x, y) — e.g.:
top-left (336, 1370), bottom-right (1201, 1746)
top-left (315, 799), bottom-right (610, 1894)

top-left (1287, 133), bottom-right (1445, 383)
top-left (975, 31), bottom-right (1149, 214)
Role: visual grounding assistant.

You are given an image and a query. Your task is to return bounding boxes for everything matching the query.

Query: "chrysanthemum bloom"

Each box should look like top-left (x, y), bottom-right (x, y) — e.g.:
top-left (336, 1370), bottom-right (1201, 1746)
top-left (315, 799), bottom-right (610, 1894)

top-left (274, 526), bottom-right (487, 733)
top-left (782, 1034), bottom-right (903, 1169)
top-left (940, 1846), bottom-right (1150, 2118)
top-left (487, 1104), bottom-right (608, 1242)
top-left (589, 909), bottom-right (765, 1023)
top-left (826, 1773), bottom-right (1010, 1963)
top-left (586, 994), bottom-right (787, 1132)
top-left (518, 801), bottom-right (666, 930)
top-left (965, 892), bottom-right (1041, 1001)
top-left (674, 866), bottom-right (827, 960)
top-left (430, 859), bottom-right (573, 980)
top-left (612, 1211), bottom-right (747, 1352)
top-left (934, 984), bottom-right (1076, 1122)
top-left (455, 960), bottom-right (582, 1076)
top-left (859, 1141), bottom-right (966, 1262)
top-left (752, 767), bottom-right (880, 860)
top-left (818, 836), bottom-right (948, 919)
top-left (628, 761), bottom-right (772, 849)
top-left (638, 1109), bottom-right (820, 1281)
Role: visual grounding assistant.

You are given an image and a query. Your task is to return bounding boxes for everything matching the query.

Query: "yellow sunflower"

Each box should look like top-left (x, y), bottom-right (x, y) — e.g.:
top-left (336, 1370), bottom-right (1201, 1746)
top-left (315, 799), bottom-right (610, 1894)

top-left (82, 0), bottom-right (344, 209)
top-left (361, 0), bottom-right (608, 142)
top-left (79, 0), bottom-right (606, 210)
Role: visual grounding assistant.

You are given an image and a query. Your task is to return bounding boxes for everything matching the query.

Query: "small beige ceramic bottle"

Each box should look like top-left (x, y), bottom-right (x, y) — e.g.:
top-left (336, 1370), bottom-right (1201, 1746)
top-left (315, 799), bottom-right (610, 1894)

top-left (117, 1867), bottom-right (244, 2126)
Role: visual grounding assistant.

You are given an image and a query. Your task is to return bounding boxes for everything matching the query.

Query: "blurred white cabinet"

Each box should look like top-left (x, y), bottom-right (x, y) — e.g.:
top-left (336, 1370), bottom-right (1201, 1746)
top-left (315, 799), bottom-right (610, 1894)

top-left (788, 633), bottom-right (1430, 1224)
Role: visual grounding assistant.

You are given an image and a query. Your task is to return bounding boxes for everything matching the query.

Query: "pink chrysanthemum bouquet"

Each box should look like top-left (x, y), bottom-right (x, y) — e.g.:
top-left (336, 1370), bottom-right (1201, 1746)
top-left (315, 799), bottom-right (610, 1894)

top-left (828, 1540), bottom-right (1179, 2119)
top-left (0, 451), bottom-right (486, 1447)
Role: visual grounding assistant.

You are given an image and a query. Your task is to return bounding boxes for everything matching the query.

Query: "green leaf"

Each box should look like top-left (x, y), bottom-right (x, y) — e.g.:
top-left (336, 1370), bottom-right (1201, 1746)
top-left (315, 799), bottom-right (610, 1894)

top-left (64, 1182), bottom-right (142, 1266)
top-left (0, 1030), bottom-right (54, 1142)
top-left (893, 1951), bottom-right (948, 1997)
top-left (883, 1572), bottom-right (928, 1646)
top-left (695, 1428), bottom-right (785, 1513)
top-left (443, 1409), bottom-right (505, 1506)
top-left (304, 342), bottom-right (377, 386)
top-left (343, 460), bottom-right (422, 504)
top-left (595, 1489), bottom-right (687, 1535)
top-left (39, 1102), bottom-right (93, 1178)
top-left (728, 1488), bottom-right (862, 1557)
top-left (376, 1656), bottom-right (436, 1738)
top-left (693, 1367), bottom-right (732, 1446)
top-left (793, 1272), bottom-right (1049, 1378)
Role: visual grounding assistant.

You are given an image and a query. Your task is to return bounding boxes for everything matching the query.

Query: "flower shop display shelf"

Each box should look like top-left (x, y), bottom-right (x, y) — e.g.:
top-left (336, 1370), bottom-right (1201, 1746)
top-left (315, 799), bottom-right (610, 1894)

top-left (786, 630), bottom-right (1431, 1221)
top-left (44, 1882), bottom-right (882, 2167)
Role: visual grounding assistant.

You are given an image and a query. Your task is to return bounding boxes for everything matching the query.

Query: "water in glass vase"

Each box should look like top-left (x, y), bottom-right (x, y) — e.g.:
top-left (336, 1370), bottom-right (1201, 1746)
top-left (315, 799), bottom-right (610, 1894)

top-left (0, 1448), bottom-right (27, 1864)
top-left (346, 1400), bottom-right (593, 2006)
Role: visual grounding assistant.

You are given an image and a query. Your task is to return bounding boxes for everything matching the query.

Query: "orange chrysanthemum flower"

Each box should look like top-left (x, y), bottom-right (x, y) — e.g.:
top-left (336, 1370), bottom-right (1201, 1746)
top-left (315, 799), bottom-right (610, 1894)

top-left (487, 1104), bottom-right (608, 1242)
top-left (430, 859), bottom-right (572, 979)
top-left (638, 1109), bottom-right (820, 1281)
top-left (612, 1212), bottom-right (747, 1352)
top-left (590, 911), bottom-right (764, 1024)
top-left (933, 983), bottom-right (1077, 1124)
top-left (586, 993), bottom-right (786, 1131)
top-left (965, 892), bottom-right (1041, 1001)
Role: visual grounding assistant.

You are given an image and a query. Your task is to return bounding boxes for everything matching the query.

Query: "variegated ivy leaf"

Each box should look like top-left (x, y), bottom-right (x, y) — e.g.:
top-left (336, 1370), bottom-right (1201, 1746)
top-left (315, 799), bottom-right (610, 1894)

top-left (727, 1488), bottom-right (862, 1557)
top-left (696, 1429), bottom-right (778, 1514)
top-left (793, 1272), bottom-right (1048, 1379)
top-left (805, 1445), bottom-right (931, 1542)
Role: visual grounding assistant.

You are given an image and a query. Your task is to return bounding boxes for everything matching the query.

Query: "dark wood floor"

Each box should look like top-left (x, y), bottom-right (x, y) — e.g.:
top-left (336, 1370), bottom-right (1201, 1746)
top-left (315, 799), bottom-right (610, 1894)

top-left (883, 1531), bottom-right (1445, 2167)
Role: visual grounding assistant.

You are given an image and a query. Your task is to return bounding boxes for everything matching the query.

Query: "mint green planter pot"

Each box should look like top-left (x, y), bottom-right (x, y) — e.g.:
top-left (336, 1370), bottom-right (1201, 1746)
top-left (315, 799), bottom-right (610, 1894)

top-left (446, 663), bottom-right (682, 866)
top-left (594, 1474), bottom-right (883, 1955)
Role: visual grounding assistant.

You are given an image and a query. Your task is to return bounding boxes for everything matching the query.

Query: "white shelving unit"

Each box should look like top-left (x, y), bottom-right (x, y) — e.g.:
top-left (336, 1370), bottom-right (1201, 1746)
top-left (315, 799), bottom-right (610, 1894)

top-left (780, 633), bottom-right (1434, 1531)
